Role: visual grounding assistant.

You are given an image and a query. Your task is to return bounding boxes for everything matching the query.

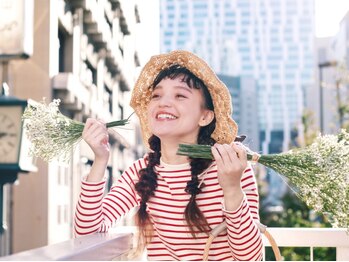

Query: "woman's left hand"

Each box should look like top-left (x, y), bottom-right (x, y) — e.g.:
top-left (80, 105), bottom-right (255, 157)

top-left (211, 142), bottom-right (248, 193)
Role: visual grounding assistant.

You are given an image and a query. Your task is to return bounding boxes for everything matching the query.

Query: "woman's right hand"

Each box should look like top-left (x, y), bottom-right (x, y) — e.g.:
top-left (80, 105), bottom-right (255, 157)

top-left (82, 118), bottom-right (110, 163)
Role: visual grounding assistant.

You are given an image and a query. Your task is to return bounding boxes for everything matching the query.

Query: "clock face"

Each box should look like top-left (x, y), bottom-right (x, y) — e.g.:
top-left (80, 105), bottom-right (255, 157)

top-left (0, 106), bottom-right (22, 163)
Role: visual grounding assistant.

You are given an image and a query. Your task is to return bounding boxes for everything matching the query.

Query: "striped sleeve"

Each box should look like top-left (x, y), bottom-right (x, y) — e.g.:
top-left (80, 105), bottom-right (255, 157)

top-left (223, 163), bottom-right (263, 261)
top-left (74, 158), bottom-right (146, 237)
top-left (241, 163), bottom-right (260, 220)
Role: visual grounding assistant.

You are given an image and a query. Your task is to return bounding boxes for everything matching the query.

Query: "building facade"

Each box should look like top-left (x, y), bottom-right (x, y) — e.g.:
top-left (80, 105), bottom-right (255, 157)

top-left (310, 37), bottom-right (339, 135)
top-left (308, 11), bottom-right (349, 136)
top-left (0, 0), bottom-right (159, 254)
top-left (330, 11), bottom-right (349, 130)
top-left (217, 75), bottom-right (259, 151)
top-left (160, 0), bottom-right (315, 154)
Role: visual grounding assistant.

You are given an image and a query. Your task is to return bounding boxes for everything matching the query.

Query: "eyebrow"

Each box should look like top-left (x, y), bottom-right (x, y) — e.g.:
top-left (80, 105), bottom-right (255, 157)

top-left (153, 85), bottom-right (193, 93)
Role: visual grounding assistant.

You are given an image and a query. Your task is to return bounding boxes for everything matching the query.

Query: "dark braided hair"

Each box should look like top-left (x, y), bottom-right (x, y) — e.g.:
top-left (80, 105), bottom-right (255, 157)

top-left (185, 118), bottom-right (216, 236)
top-left (134, 135), bottom-right (161, 243)
top-left (134, 65), bottom-right (216, 242)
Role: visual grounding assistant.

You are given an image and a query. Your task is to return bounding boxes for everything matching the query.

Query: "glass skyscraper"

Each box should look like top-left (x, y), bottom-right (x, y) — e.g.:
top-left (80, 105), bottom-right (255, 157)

top-left (160, 0), bottom-right (315, 154)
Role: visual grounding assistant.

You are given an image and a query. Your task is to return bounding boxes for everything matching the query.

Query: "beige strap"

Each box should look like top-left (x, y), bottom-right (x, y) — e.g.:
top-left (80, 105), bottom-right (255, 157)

top-left (264, 229), bottom-right (282, 261)
top-left (203, 222), bottom-right (282, 261)
top-left (203, 234), bottom-right (214, 261)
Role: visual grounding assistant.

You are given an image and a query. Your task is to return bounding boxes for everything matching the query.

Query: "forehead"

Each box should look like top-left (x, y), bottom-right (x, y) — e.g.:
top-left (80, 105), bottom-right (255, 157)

top-left (152, 69), bottom-right (202, 88)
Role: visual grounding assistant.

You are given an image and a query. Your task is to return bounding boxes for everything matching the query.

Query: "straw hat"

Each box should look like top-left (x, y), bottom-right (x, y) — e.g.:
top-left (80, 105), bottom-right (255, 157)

top-left (130, 50), bottom-right (238, 148)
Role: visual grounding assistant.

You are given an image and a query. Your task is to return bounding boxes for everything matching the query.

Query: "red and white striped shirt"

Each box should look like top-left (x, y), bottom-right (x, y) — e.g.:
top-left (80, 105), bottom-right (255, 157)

top-left (75, 158), bottom-right (263, 261)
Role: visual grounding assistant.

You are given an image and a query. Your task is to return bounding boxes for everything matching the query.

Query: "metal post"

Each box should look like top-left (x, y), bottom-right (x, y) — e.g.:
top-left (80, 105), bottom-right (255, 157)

top-left (0, 185), bottom-right (3, 234)
top-left (1, 61), bottom-right (9, 96)
top-left (335, 80), bottom-right (344, 128)
top-left (0, 183), bottom-right (10, 256)
top-left (0, 184), bottom-right (4, 255)
top-left (0, 61), bottom-right (13, 256)
top-left (319, 66), bottom-right (324, 133)
top-left (318, 61), bottom-right (338, 133)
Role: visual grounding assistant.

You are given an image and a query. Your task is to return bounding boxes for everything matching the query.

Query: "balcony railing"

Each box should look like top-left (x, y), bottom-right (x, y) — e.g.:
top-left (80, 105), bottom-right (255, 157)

top-left (0, 231), bottom-right (133, 261)
top-left (0, 227), bottom-right (348, 261)
top-left (264, 227), bottom-right (349, 261)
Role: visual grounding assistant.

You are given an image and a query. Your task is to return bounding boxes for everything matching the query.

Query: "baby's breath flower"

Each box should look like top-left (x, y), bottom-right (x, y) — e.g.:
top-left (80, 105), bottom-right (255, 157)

top-left (22, 99), bottom-right (132, 163)
top-left (177, 130), bottom-right (349, 230)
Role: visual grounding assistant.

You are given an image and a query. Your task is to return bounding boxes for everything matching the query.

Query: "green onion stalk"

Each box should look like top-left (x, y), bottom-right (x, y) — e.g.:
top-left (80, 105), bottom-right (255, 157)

top-left (177, 130), bottom-right (349, 231)
top-left (22, 99), bottom-right (132, 163)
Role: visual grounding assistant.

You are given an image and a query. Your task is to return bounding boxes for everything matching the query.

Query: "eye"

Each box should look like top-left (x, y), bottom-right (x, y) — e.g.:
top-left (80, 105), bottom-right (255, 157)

top-left (176, 94), bottom-right (187, 99)
top-left (151, 93), bottom-right (160, 99)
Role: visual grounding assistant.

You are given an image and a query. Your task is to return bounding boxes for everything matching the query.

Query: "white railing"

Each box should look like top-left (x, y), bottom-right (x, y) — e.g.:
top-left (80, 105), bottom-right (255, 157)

top-left (0, 227), bottom-right (347, 261)
top-left (263, 227), bottom-right (349, 261)
top-left (0, 232), bottom-right (133, 261)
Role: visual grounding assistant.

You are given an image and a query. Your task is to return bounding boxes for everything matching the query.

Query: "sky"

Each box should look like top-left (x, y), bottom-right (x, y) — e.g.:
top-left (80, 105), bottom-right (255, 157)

top-left (315, 0), bottom-right (349, 37)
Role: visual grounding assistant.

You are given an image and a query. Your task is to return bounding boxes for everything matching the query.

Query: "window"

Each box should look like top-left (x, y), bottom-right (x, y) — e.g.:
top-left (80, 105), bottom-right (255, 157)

top-left (239, 47), bottom-right (250, 53)
top-left (242, 65), bottom-right (254, 70)
top-left (58, 28), bottom-right (73, 73)
top-left (167, 5), bottom-right (175, 10)
top-left (104, 85), bottom-right (113, 114)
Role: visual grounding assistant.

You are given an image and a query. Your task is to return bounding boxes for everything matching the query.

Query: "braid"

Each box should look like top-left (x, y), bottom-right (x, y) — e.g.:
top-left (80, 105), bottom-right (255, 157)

top-left (184, 120), bottom-right (216, 236)
top-left (135, 135), bottom-right (160, 243)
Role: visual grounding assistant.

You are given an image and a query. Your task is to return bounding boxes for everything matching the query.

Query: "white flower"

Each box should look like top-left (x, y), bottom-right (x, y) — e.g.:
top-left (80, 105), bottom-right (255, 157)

top-left (22, 99), bottom-right (131, 163)
top-left (177, 129), bottom-right (349, 230)
top-left (22, 99), bottom-right (84, 162)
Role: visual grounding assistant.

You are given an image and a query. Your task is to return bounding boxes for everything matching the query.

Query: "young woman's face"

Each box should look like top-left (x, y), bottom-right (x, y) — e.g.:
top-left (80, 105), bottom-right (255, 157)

top-left (147, 76), bottom-right (213, 144)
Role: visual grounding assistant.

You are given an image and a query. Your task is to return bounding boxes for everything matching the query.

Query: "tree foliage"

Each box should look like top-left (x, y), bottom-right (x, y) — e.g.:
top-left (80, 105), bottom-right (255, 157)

top-left (259, 190), bottom-right (336, 261)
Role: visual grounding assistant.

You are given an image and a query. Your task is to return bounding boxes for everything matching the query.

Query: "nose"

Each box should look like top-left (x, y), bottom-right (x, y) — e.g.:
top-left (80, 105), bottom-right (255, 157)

top-left (158, 94), bottom-right (173, 107)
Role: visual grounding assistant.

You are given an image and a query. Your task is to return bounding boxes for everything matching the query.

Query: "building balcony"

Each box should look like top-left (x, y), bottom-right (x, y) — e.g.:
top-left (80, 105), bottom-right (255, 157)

top-left (0, 227), bottom-right (348, 261)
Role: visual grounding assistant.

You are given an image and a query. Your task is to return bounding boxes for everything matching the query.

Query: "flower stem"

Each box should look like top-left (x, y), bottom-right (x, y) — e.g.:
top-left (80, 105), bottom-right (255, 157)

top-left (177, 143), bottom-right (255, 161)
top-left (106, 112), bottom-right (134, 128)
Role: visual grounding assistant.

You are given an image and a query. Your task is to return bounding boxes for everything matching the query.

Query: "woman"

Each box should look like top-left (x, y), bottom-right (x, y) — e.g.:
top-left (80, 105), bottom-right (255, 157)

top-left (75, 50), bottom-right (263, 261)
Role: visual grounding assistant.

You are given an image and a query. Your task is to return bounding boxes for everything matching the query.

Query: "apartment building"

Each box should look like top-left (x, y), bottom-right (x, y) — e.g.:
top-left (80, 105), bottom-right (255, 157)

top-left (160, 0), bottom-right (315, 154)
top-left (0, 0), bottom-right (159, 254)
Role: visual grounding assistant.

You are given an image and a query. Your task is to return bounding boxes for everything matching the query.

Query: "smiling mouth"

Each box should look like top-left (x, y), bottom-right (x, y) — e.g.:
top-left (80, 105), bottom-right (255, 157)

top-left (156, 113), bottom-right (178, 120)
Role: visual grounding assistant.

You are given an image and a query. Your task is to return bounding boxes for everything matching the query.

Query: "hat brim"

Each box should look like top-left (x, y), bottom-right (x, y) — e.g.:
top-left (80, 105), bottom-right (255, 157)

top-left (130, 50), bottom-right (238, 148)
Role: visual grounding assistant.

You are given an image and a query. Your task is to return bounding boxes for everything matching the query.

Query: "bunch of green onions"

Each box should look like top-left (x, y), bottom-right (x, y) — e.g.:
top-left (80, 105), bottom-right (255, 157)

top-left (22, 99), bottom-right (132, 162)
top-left (177, 130), bottom-right (349, 230)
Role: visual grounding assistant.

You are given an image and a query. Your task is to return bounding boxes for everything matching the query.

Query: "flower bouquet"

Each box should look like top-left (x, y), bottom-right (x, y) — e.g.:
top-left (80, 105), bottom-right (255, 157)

top-left (22, 99), bottom-right (132, 162)
top-left (177, 131), bottom-right (349, 231)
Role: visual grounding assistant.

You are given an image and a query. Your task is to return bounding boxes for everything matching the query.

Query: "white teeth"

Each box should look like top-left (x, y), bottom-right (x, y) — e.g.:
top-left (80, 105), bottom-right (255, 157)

top-left (157, 113), bottom-right (177, 119)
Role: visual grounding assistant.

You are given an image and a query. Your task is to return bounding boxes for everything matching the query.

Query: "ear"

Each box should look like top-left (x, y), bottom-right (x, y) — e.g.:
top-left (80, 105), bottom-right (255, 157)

top-left (199, 110), bottom-right (214, 127)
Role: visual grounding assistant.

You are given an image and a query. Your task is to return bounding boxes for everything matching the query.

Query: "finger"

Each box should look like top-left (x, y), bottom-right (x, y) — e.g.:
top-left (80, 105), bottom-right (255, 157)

top-left (89, 123), bottom-right (107, 138)
top-left (213, 144), bottom-right (236, 164)
top-left (101, 136), bottom-right (109, 146)
top-left (232, 142), bottom-right (247, 163)
top-left (211, 144), bottom-right (223, 164)
top-left (96, 119), bottom-right (107, 126)
top-left (222, 143), bottom-right (238, 163)
top-left (83, 120), bottom-right (107, 142)
top-left (83, 118), bottom-right (103, 132)
top-left (89, 119), bottom-right (107, 134)
top-left (95, 132), bottom-right (109, 146)
top-left (83, 118), bottom-right (95, 136)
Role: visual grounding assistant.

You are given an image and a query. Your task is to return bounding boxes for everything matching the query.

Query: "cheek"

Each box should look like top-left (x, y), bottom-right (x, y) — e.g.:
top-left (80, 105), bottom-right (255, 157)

top-left (146, 105), bottom-right (155, 125)
top-left (147, 110), bottom-right (152, 123)
top-left (147, 103), bottom-right (154, 117)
